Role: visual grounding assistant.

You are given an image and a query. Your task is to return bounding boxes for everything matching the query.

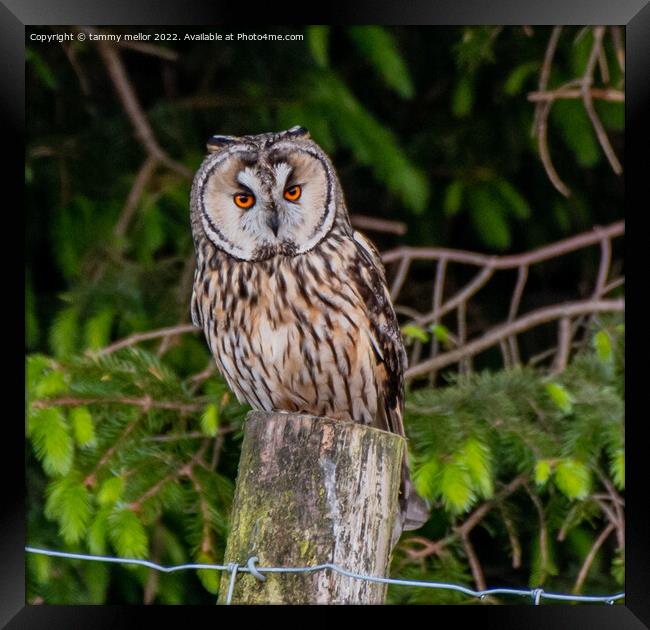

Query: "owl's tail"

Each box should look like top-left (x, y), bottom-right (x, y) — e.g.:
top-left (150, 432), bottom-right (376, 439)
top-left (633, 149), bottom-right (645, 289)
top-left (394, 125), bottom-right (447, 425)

top-left (392, 459), bottom-right (430, 548)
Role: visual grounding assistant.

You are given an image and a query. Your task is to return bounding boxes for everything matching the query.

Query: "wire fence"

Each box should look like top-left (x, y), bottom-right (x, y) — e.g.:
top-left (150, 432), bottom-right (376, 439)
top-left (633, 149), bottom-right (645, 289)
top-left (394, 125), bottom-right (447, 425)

top-left (26, 546), bottom-right (625, 605)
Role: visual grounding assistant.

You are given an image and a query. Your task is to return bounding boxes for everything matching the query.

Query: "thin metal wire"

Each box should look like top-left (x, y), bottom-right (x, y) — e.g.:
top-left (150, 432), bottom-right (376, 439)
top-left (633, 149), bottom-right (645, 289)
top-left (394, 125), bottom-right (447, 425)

top-left (25, 546), bottom-right (625, 605)
top-left (225, 563), bottom-right (240, 605)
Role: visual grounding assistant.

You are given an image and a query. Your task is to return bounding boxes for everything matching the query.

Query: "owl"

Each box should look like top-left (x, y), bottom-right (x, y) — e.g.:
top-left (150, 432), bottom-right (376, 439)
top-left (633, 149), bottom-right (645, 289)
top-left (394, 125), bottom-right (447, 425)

top-left (189, 126), bottom-right (428, 539)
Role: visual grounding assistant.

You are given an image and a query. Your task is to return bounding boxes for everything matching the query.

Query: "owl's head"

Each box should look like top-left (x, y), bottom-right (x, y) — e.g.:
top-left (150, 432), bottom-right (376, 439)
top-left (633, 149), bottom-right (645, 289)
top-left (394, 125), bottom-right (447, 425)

top-left (190, 126), bottom-right (347, 261)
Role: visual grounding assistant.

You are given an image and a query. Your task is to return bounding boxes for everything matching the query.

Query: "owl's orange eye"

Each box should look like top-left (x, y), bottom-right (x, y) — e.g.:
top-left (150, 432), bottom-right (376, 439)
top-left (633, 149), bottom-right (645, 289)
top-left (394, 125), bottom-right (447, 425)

top-left (233, 192), bottom-right (255, 209)
top-left (284, 185), bottom-right (302, 202)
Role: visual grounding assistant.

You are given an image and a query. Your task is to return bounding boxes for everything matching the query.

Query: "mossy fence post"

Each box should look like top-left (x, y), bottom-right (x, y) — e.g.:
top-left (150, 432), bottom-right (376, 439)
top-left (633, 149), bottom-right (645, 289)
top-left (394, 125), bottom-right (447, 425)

top-left (218, 411), bottom-right (405, 604)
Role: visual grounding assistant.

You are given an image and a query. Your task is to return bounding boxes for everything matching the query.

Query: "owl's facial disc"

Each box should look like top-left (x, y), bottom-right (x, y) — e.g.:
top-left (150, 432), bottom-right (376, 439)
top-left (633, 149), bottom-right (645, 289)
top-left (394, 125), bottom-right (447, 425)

top-left (198, 140), bottom-right (336, 261)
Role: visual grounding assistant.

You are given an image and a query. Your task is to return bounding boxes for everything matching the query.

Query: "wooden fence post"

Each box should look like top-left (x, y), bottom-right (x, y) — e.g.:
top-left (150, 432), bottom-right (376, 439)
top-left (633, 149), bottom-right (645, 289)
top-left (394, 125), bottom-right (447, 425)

top-left (218, 411), bottom-right (404, 604)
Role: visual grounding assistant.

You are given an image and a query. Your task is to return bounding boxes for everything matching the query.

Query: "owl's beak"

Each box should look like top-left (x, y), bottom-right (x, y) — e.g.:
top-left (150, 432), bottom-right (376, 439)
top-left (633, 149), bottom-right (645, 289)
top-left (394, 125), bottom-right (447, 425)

top-left (266, 211), bottom-right (280, 237)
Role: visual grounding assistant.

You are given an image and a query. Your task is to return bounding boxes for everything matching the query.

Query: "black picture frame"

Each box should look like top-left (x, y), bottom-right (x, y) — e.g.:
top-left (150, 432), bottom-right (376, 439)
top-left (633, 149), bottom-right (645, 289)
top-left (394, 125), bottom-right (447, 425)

top-left (6, 0), bottom-right (648, 626)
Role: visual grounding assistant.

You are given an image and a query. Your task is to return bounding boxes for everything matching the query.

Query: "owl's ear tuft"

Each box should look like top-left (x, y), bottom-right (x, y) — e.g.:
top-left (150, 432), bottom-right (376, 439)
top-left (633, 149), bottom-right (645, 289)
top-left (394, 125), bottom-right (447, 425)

top-left (286, 125), bottom-right (310, 139)
top-left (207, 135), bottom-right (238, 153)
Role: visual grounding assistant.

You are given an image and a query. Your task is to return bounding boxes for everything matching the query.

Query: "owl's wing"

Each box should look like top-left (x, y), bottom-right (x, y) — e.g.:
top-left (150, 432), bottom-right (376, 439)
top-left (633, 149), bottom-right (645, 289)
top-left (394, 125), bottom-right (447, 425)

top-left (350, 230), bottom-right (407, 438)
top-left (352, 230), bottom-right (430, 535)
top-left (190, 267), bottom-right (203, 328)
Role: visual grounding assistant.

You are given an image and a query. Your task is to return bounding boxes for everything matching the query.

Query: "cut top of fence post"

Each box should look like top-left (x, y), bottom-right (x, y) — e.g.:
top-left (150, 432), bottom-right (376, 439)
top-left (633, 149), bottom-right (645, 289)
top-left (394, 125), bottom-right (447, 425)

top-left (218, 411), bottom-right (405, 604)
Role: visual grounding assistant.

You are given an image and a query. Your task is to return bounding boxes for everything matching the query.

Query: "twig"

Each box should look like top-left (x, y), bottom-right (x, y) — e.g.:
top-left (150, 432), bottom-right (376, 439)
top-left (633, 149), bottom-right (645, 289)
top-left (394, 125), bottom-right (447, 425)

top-left (507, 266), bottom-right (528, 366)
top-left (401, 536), bottom-right (449, 560)
top-left (602, 277), bottom-right (625, 295)
top-left (87, 29), bottom-right (192, 180)
top-left (530, 26), bottom-right (625, 194)
top-left (572, 523), bottom-right (615, 594)
top-left (538, 100), bottom-right (571, 197)
top-left (143, 427), bottom-right (233, 443)
top-left (528, 88), bottom-right (624, 103)
top-left (461, 533), bottom-right (486, 592)
top-left (524, 483), bottom-right (550, 580)
top-left (350, 214), bottom-right (407, 236)
top-left (535, 27), bottom-right (563, 124)
top-left (593, 236), bottom-right (612, 298)
top-left (429, 258), bottom-right (448, 385)
top-left (531, 26), bottom-right (562, 143)
top-left (403, 476), bottom-right (527, 560)
top-left (95, 324), bottom-right (198, 356)
top-left (499, 504), bottom-right (522, 569)
top-left (597, 44), bottom-right (610, 84)
top-left (413, 267), bottom-right (494, 327)
top-left (595, 471), bottom-right (625, 550)
top-left (610, 27), bottom-right (625, 73)
top-left (210, 433), bottom-right (225, 470)
top-left (188, 363), bottom-right (218, 395)
top-left (130, 441), bottom-right (210, 512)
top-left (551, 317), bottom-right (572, 374)
top-left (458, 301), bottom-right (471, 374)
top-left (389, 257), bottom-right (411, 301)
top-left (32, 395), bottom-right (204, 414)
top-left (581, 27), bottom-right (623, 174)
top-left (83, 413), bottom-right (144, 487)
top-left (118, 41), bottom-right (179, 62)
top-left (406, 298), bottom-right (624, 380)
top-left (382, 221), bottom-right (624, 268)
top-left (59, 40), bottom-right (91, 97)
top-left (591, 497), bottom-right (623, 550)
top-left (143, 522), bottom-right (164, 604)
top-left (113, 155), bottom-right (159, 238)
top-left (187, 466), bottom-right (214, 555)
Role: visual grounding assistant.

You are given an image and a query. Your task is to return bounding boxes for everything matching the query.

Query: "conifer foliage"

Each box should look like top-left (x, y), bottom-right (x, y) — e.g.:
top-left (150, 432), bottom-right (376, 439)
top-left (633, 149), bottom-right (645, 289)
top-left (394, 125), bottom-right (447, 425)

top-left (27, 319), bottom-right (624, 603)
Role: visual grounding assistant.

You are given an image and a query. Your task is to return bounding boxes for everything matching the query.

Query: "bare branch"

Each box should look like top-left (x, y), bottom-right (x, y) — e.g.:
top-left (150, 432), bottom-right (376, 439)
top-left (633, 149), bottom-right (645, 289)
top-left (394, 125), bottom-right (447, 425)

top-left (350, 214), bottom-right (407, 236)
top-left (524, 483), bottom-right (550, 579)
top-left (573, 523), bottom-right (616, 594)
top-left (86, 28), bottom-right (193, 180)
top-left (389, 256), bottom-right (411, 301)
top-left (414, 267), bottom-right (494, 327)
top-left (538, 100), bottom-right (571, 197)
top-left (528, 87), bottom-right (624, 103)
top-left (429, 258), bottom-right (448, 384)
top-left (507, 265), bottom-right (528, 366)
top-left (551, 317), bottom-right (572, 374)
top-left (581, 27), bottom-right (623, 174)
top-left (59, 40), bottom-right (91, 96)
top-left (406, 298), bottom-right (624, 381)
top-left (95, 323), bottom-right (198, 356)
top-left (610, 27), bottom-right (625, 73)
top-left (458, 301), bottom-right (471, 374)
top-left (532, 26), bottom-right (563, 137)
top-left (461, 533), bottom-right (486, 592)
top-left (530, 26), bottom-right (624, 193)
top-left (593, 236), bottom-right (612, 298)
top-left (499, 505), bottom-right (522, 569)
top-left (402, 475), bottom-right (527, 560)
top-left (83, 413), bottom-right (144, 487)
top-left (113, 155), bottom-right (159, 238)
top-left (383, 221), bottom-right (624, 268)
top-left (118, 40), bottom-right (179, 62)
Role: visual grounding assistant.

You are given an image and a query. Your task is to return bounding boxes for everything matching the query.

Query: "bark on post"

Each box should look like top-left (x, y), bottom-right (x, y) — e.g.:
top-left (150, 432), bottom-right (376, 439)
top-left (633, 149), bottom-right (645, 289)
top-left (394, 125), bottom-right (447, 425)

top-left (218, 411), bottom-right (404, 604)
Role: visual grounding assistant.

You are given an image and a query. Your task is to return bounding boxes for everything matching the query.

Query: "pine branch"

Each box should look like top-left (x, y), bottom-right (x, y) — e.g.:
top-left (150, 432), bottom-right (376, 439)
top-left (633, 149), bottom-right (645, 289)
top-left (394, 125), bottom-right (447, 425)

top-left (83, 413), bottom-right (145, 488)
top-left (32, 396), bottom-right (204, 414)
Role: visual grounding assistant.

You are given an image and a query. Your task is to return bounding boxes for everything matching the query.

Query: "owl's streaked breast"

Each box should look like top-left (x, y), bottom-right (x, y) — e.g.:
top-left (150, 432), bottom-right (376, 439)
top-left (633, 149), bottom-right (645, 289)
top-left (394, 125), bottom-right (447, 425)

top-left (194, 237), bottom-right (381, 426)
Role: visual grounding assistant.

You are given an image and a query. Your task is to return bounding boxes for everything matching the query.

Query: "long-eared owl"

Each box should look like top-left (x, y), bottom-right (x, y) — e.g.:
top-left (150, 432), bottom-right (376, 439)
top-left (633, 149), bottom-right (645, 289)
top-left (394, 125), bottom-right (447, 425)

top-left (189, 126), bottom-right (428, 538)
